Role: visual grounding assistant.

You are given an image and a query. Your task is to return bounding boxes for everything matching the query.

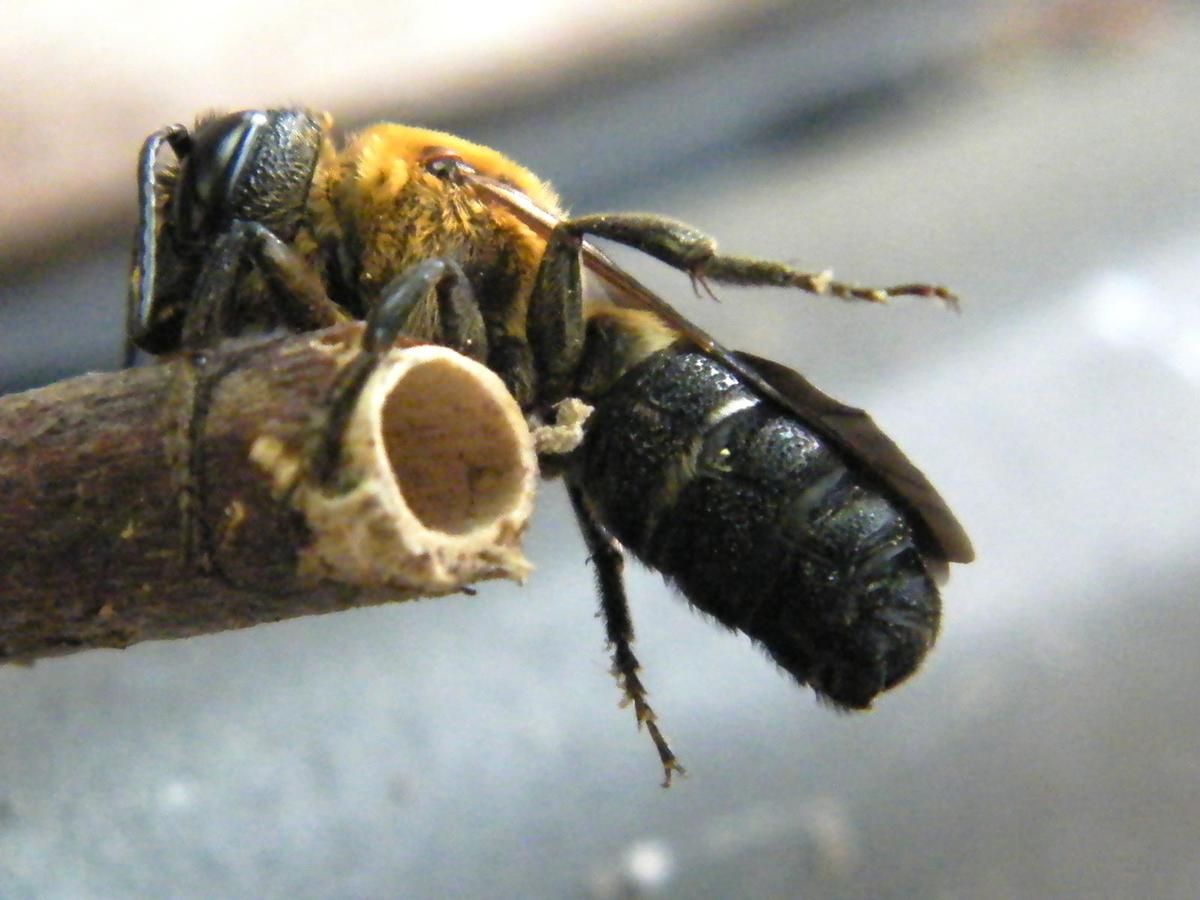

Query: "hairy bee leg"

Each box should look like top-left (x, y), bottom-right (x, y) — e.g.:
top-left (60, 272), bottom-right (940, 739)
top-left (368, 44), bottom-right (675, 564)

top-left (167, 349), bottom-right (245, 575)
top-left (125, 123), bottom-right (192, 368)
top-left (567, 482), bottom-right (685, 787)
top-left (557, 213), bottom-right (958, 307)
top-left (164, 222), bottom-right (348, 572)
top-left (361, 258), bottom-right (487, 363)
top-left (179, 221), bottom-right (349, 350)
top-left (310, 258), bottom-right (486, 485)
top-left (527, 224), bottom-right (586, 406)
top-left (249, 226), bottom-right (353, 333)
top-left (169, 353), bottom-right (209, 571)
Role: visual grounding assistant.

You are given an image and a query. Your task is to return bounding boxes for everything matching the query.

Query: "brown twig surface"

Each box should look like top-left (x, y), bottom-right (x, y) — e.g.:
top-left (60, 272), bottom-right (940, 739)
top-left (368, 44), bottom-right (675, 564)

top-left (0, 325), bottom-right (537, 663)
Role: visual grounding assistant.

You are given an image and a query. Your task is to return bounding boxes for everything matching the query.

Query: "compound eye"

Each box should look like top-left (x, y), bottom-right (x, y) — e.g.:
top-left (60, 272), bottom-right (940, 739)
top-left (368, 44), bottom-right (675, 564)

top-left (420, 147), bottom-right (471, 182)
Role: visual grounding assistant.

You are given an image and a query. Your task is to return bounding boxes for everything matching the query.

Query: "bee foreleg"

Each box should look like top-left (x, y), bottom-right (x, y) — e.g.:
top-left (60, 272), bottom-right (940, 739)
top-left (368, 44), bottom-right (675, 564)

top-left (311, 258), bottom-right (484, 485)
top-left (252, 227), bottom-right (352, 333)
top-left (557, 213), bottom-right (957, 307)
top-left (567, 481), bottom-right (685, 787)
top-left (180, 221), bottom-right (348, 350)
top-left (158, 222), bottom-right (348, 572)
top-left (167, 347), bottom-right (249, 575)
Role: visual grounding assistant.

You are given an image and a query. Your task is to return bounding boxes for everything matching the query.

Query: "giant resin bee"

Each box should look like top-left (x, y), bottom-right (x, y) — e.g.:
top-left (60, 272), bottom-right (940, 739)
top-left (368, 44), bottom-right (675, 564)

top-left (128, 108), bottom-right (974, 784)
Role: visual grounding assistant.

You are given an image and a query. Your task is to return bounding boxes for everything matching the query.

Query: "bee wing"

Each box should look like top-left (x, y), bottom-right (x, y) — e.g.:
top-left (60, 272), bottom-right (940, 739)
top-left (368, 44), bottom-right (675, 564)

top-left (731, 351), bottom-right (975, 566)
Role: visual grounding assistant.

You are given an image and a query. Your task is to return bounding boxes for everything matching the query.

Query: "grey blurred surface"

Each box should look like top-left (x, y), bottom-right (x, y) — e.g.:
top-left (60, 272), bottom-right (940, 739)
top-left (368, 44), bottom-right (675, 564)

top-left (3, 3), bottom-right (1200, 898)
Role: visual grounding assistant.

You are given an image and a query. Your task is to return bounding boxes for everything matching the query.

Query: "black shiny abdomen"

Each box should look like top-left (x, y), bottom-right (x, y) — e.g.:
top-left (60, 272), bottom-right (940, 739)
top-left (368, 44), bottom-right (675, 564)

top-left (576, 350), bottom-right (940, 709)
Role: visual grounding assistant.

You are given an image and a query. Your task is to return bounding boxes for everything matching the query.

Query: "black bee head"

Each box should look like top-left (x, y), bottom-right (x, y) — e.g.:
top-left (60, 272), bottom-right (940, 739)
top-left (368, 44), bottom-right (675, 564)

top-left (171, 109), bottom-right (323, 243)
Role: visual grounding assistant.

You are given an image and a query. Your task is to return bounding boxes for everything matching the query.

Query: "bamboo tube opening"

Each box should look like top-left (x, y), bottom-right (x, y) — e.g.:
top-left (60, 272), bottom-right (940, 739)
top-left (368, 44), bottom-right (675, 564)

top-left (378, 355), bottom-right (529, 535)
top-left (298, 342), bottom-right (537, 592)
top-left (0, 325), bottom-right (539, 661)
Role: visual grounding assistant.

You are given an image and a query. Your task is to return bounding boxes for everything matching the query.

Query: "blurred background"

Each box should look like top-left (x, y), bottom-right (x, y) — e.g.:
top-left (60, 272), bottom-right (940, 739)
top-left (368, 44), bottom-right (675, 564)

top-left (2, 0), bottom-right (1199, 897)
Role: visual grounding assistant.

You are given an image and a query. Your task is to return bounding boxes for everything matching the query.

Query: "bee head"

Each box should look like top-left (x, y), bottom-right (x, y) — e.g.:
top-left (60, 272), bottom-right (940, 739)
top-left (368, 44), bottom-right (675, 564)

top-left (170, 108), bottom-right (324, 243)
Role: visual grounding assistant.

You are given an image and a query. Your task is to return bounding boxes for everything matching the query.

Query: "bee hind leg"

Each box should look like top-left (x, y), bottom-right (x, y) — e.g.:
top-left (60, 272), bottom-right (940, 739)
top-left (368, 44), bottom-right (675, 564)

top-left (310, 258), bottom-right (486, 485)
top-left (567, 482), bottom-right (685, 788)
top-left (553, 212), bottom-right (957, 307)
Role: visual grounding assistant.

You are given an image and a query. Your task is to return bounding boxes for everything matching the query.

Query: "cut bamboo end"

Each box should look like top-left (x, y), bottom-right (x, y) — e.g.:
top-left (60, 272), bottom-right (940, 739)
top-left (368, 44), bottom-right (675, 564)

top-left (252, 344), bottom-right (537, 596)
top-left (0, 326), bottom-right (539, 662)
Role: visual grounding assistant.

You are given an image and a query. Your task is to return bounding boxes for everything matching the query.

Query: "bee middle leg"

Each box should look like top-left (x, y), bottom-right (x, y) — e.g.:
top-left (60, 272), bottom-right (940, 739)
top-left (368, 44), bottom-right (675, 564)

top-left (548, 213), bottom-right (957, 306)
top-left (310, 257), bottom-right (487, 485)
top-left (527, 223), bottom-right (587, 406)
top-left (567, 482), bottom-right (684, 788)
